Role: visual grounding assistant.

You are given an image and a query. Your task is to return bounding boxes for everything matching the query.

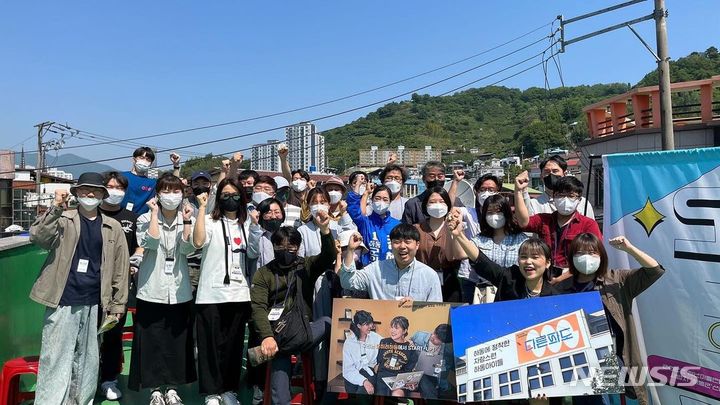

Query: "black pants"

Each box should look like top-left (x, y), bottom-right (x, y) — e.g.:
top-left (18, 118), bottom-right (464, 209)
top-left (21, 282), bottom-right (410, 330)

top-left (196, 301), bottom-right (252, 395)
top-left (99, 310), bottom-right (128, 382)
top-left (128, 300), bottom-right (196, 391)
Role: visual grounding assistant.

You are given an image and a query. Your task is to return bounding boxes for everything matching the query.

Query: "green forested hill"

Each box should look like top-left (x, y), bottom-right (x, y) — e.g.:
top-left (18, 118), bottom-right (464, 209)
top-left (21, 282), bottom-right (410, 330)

top-left (324, 47), bottom-right (720, 172)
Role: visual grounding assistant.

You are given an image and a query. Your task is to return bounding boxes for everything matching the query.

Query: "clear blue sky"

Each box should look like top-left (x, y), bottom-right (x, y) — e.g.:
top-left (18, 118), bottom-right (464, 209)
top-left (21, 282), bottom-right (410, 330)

top-left (1, 0), bottom-right (717, 170)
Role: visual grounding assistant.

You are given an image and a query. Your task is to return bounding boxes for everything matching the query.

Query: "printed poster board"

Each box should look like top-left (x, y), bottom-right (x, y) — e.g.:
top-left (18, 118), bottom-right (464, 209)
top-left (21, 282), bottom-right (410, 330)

top-left (327, 298), bottom-right (459, 400)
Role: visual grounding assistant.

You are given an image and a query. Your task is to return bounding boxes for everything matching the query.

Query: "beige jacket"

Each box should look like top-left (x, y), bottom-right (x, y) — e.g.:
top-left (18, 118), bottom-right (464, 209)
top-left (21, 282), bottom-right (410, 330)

top-left (29, 205), bottom-right (129, 314)
top-left (597, 265), bottom-right (665, 405)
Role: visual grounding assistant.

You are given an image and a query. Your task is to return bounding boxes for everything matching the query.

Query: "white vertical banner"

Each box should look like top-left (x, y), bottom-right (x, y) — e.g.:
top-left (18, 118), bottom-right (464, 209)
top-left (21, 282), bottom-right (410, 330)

top-left (603, 148), bottom-right (720, 404)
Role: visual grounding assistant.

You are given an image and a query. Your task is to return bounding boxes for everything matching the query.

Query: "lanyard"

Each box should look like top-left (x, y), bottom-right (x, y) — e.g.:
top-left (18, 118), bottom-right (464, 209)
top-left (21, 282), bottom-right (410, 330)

top-left (220, 217), bottom-right (248, 285)
top-left (273, 271), bottom-right (294, 308)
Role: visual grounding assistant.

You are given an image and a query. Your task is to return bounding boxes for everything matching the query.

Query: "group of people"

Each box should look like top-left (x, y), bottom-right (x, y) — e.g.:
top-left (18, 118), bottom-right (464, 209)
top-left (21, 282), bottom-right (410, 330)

top-left (28, 145), bottom-right (664, 405)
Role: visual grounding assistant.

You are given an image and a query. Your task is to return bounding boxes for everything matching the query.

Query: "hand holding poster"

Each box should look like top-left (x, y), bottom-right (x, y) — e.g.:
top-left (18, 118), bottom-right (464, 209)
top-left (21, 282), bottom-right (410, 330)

top-left (450, 292), bottom-right (622, 402)
top-left (327, 298), bottom-right (459, 400)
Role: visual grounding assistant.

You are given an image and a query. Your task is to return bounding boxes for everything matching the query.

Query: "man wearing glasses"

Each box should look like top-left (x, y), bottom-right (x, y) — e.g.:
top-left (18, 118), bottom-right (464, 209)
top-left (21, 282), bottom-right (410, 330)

top-left (402, 161), bottom-right (447, 224)
top-left (513, 171), bottom-right (602, 284)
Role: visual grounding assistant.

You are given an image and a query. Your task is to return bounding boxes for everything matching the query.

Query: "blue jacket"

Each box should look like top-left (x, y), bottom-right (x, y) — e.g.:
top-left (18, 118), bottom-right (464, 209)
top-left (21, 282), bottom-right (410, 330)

top-left (346, 191), bottom-right (400, 267)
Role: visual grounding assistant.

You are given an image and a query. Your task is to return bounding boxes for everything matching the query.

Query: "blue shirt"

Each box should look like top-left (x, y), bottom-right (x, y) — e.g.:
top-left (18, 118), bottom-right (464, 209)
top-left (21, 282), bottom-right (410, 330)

top-left (121, 171), bottom-right (157, 215)
top-left (60, 214), bottom-right (103, 306)
top-left (347, 191), bottom-right (400, 267)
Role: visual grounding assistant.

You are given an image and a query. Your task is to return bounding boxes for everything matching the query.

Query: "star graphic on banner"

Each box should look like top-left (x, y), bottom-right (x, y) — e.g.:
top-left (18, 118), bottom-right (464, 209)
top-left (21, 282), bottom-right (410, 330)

top-left (633, 198), bottom-right (665, 236)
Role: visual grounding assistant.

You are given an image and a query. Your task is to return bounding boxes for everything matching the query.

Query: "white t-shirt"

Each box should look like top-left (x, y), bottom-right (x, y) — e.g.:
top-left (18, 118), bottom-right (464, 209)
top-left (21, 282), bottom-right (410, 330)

top-left (195, 215), bottom-right (252, 304)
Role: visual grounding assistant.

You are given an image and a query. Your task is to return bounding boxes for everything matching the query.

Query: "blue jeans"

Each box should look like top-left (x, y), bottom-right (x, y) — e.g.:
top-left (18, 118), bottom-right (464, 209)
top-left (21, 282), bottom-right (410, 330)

top-left (35, 305), bottom-right (99, 405)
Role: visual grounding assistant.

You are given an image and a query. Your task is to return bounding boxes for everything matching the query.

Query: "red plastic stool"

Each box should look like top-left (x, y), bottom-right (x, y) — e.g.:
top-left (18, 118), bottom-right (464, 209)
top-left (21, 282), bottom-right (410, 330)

top-left (0, 356), bottom-right (39, 405)
top-left (121, 307), bottom-right (136, 342)
top-left (263, 353), bottom-right (314, 405)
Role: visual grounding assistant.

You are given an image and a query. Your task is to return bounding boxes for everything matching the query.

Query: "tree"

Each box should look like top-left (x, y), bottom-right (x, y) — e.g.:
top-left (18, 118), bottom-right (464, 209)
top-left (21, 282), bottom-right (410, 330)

top-left (179, 154), bottom-right (227, 178)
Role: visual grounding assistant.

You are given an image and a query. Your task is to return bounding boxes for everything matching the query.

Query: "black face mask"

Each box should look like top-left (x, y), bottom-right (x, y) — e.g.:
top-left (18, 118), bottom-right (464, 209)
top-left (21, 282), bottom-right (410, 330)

top-left (543, 174), bottom-right (562, 192)
top-left (219, 196), bottom-right (242, 213)
top-left (276, 188), bottom-right (289, 204)
top-left (425, 180), bottom-right (444, 190)
top-left (244, 186), bottom-right (253, 200)
top-left (192, 186), bottom-right (210, 196)
top-left (262, 219), bottom-right (283, 234)
top-left (273, 249), bottom-right (297, 267)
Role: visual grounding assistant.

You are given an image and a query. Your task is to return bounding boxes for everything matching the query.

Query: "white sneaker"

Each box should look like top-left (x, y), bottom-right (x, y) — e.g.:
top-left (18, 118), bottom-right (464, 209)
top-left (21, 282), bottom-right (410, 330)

top-left (221, 391), bottom-right (240, 405)
top-left (164, 389), bottom-right (184, 405)
top-left (204, 395), bottom-right (222, 405)
top-left (150, 390), bottom-right (166, 405)
top-left (101, 380), bottom-right (122, 400)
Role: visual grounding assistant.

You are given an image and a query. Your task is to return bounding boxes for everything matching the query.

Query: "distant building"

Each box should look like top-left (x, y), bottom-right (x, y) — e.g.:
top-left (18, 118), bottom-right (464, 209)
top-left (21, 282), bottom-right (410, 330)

top-left (251, 139), bottom-right (281, 172)
top-left (45, 167), bottom-right (73, 180)
top-left (286, 122), bottom-right (325, 173)
top-left (358, 145), bottom-right (441, 168)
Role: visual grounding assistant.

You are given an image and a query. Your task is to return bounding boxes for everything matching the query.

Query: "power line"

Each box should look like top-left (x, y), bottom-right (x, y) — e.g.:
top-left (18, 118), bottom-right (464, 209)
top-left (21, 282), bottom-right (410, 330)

top-left (3, 32), bottom-right (560, 176)
top-left (17, 22), bottom-right (556, 154)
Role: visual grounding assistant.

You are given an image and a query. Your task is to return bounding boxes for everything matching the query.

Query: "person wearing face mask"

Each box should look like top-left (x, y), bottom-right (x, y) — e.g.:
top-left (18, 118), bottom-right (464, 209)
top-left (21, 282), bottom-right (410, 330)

top-left (448, 212), bottom-right (562, 301)
top-left (514, 171), bottom-right (602, 285)
top-left (251, 175), bottom-right (303, 229)
top-left (187, 171), bottom-right (216, 216)
top-left (347, 184), bottom-right (401, 267)
top-left (555, 233), bottom-right (664, 405)
top-left (247, 197), bottom-right (287, 271)
top-left (375, 165), bottom-right (408, 220)
top-left (250, 221), bottom-right (337, 405)
top-left (524, 155), bottom-right (596, 220)
top-left (29, 172), bottom-right (129, 405)
top-left (129, 173), bottom-right (197, 405)
top-left (238, 169), bottom-right (259, 201)
top-left (97, 171), bottom-right (144, 401)
top-left (320, 175), bottom-right (348, 222)
top-left (402, 161), bottom-right (447, 224)
top-left (413, 187), bottom-right (463, 302)
top-left (191, 178), bottom-right (251, 405)
top-left (296, 188), bottom-right (357, 397)
top-left (120, 146), bottom-right (159, 215)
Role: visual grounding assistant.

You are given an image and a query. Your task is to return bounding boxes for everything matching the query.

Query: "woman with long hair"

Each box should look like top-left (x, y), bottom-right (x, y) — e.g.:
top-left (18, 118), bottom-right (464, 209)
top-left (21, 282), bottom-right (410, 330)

top-left (192, 178), bottom-right (251, 405)
top-left (557, 233), bottom-right (664, 404)
top-left (414, 186), bottom-right (463, 302)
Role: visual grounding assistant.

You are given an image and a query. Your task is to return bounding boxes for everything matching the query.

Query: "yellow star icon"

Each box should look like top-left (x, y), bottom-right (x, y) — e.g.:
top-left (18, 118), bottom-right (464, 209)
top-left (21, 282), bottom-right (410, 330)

top-left (633, 198), bottom-right (665, 236)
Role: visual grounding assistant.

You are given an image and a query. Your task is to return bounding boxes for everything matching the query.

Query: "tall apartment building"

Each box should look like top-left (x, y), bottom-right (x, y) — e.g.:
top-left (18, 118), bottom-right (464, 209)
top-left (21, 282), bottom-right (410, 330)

top-left (251, 139), bottom-right (281, 172)
top-left (286, 122), bottom-right (325, 173)
top-left (358, 145), bottom-right (441, 168)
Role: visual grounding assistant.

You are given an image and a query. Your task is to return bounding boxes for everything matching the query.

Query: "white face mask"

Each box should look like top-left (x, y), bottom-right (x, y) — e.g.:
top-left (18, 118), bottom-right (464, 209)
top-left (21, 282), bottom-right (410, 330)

top-left (78, 197), bottom-right (102, 211)
top-left (555, 197), bottom-right (579, 216)
top-left (252, 191), bottom-right (272, 205)
top-left (103, 189), bottom-right (125, 205)
top-left (426, 203), bottom-right (448, 219)
top-left (310, 204), bottom-right (329, 217)
top-left (328, 190), bottom-right (343, 204)
top-left (159, 192), bottom-right (183, 210)
top-left (134, 159), bottom-right (151, 173)
top-left (573, 254), bottom-right (601, 275)
top-left (477, 191), bottom-right (497, 207)
top-left (291, 179), bottom-right (307, 192)
top-left (357, 185), bottom-right (367, 195)
top-left (385, 180), bottom-right (402, 194)
top-left (372, 200), bottom-right (390, 216)
top-left (485, 213), bottom-right (506, 229)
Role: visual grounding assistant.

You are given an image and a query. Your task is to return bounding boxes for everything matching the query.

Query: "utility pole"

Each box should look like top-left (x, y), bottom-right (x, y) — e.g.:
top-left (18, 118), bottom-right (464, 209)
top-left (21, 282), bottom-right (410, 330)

top-left (33, 122), bottom-right (53, 203)
top-left (559, 0), bottom-right (674, 149)
top-left (654, 0), bottom-right (674, 150)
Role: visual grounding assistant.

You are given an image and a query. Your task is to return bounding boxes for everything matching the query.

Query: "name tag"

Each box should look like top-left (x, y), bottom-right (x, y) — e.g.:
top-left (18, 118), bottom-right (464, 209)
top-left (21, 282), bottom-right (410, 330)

top-left (164, 258), bottom-right (175, 274)
top-left (77, 259), bottom-right (89, 273)
top-left (125, 202), bottom-right (134, 211)
top-left (230, 267), bottom-right (244, 282)
top-left (268, 306), bottom-right (284, 321)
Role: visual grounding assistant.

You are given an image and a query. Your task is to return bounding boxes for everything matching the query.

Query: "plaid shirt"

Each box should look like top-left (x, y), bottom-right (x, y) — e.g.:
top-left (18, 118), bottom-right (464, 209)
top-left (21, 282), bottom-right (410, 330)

top-left (472, 232), bottom-right (529, 268)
